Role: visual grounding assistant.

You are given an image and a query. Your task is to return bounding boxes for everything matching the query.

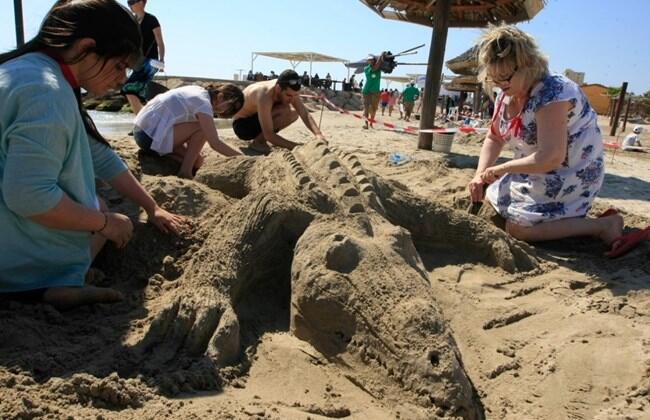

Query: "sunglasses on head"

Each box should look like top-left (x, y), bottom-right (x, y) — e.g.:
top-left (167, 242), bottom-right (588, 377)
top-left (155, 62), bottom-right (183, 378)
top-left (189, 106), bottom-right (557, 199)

top-left (281, 78), bottom-right (301, 91)
top-left (127, 0), bottom-right (141, 5)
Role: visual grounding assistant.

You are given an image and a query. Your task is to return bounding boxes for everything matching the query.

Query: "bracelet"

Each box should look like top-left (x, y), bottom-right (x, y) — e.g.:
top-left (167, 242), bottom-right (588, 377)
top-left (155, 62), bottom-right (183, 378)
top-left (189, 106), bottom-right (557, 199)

top-left (92, 212), bottom-right (108, 234)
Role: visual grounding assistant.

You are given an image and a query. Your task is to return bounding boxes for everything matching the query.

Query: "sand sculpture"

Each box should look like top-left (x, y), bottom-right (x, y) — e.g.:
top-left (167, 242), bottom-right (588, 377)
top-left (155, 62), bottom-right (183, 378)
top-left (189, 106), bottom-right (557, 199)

top-left (0, 139), bottom-right (540, 418)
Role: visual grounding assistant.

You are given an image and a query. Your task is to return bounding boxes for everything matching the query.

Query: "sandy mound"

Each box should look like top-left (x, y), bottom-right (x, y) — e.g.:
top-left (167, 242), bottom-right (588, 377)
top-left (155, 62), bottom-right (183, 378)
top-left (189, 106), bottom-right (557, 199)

top-left (1, 111), bottom-right (649, 419)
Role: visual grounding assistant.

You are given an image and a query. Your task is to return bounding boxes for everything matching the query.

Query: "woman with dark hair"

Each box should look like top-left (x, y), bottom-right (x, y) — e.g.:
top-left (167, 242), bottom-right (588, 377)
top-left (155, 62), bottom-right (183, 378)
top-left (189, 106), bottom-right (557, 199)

top-left (0, 0), bottom-right (185, 308)
top-left (133, 83), bottom-right (245, 179)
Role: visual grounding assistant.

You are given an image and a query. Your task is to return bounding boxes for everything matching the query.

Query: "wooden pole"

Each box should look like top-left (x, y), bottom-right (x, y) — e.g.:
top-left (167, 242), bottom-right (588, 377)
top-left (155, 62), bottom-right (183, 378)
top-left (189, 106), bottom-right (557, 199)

top-left (621, 96), bottom-right (632, 132)
top-left (418, 0), bottom-right (451, 150)
top-left (473, 85), bottom-right (481, 114)
top-left (609, 82), bottom-right (627, 136)
top-left (14, 0), bottom-right (24, 47)
top-left (609, 98), bottom-right (617, 127)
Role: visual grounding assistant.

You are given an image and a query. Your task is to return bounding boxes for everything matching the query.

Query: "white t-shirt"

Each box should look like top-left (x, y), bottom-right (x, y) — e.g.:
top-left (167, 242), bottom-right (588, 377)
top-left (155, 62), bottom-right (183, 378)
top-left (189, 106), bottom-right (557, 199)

top-left (134, 85), bottom-right (213, 154)
top-left (622, 133), bottom-right (640, 150)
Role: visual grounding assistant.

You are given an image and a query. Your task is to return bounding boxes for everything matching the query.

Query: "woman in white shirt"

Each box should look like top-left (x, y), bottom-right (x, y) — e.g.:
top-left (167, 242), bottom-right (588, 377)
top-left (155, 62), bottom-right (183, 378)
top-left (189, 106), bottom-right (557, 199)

top-left (134, 84), bottom-right (244, 178)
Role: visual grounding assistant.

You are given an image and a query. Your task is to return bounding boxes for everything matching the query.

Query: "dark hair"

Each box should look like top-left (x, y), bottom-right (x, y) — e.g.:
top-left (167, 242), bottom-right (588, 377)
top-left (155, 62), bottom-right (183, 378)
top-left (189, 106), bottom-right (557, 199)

top-left (206, 83), bottom-right (245, 118)
top-left (0, 0), bottom-right (142, 145)
top-left (277, 69), bottom-right (301, 91)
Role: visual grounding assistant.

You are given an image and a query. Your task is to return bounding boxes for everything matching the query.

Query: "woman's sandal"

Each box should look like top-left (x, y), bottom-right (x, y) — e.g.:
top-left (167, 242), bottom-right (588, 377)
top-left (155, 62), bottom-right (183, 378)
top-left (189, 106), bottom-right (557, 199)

top-left (605, 226), bottom-right (650, 258)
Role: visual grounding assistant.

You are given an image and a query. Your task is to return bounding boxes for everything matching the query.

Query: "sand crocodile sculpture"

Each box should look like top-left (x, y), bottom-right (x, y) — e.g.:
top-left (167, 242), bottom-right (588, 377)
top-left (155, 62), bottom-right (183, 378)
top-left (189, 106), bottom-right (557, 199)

top-left (121, 139), bottom-right (538, 419)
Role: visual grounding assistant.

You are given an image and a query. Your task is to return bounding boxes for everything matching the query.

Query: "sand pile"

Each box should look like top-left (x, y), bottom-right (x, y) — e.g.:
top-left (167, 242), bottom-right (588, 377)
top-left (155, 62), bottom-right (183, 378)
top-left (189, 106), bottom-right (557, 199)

top-left (1, 111), bottom-right (649, 419)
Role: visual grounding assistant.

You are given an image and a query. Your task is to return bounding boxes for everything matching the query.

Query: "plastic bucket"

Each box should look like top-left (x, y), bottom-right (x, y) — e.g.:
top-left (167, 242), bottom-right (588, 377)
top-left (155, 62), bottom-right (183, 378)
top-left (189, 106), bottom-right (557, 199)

top-left (432, 132), bottom-right (454, 153)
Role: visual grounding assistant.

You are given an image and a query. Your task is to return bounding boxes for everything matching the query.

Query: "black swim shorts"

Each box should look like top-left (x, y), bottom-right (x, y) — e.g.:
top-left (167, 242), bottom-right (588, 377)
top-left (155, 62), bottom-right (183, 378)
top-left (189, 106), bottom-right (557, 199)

top-left (232, 113), bottom-right (262, 141)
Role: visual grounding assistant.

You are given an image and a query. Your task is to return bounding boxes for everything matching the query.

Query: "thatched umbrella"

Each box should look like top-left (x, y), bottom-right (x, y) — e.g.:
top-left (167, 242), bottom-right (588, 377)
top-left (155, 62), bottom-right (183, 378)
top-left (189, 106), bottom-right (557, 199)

top-left (446, 45), bottom-right (478, 76)
top-left (360, 0), bottom-right (545, 149)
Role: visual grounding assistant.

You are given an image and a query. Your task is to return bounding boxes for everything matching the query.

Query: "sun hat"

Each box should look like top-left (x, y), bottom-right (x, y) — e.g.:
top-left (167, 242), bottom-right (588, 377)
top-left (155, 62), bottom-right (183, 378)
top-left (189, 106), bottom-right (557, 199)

top-left (633, 125), bottom-right (643, 134)
top-left (367, 54), bottom-right (377, 61)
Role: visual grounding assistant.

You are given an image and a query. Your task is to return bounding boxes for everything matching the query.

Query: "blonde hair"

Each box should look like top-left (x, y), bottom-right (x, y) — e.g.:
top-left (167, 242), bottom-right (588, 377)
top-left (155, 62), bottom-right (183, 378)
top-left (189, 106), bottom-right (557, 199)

top-left (477, 24), bottom-right (549, 94)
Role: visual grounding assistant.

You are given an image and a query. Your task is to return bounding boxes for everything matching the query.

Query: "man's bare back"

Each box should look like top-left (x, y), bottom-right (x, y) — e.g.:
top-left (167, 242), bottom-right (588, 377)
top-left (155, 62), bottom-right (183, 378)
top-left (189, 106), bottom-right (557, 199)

top-left (233, 80), bottom-right (277, 120)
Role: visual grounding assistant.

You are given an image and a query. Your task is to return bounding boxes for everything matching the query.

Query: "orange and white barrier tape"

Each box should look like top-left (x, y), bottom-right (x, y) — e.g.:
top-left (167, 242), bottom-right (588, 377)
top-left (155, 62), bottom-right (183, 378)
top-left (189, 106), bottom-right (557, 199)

top-left (302, 93), bottom-right (488, 136)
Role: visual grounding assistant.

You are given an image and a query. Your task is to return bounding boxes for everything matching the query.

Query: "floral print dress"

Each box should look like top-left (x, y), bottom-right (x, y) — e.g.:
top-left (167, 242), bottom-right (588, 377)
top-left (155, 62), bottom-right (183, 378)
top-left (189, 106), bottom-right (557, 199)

top-left (486, 74), bottom-right (604, 227)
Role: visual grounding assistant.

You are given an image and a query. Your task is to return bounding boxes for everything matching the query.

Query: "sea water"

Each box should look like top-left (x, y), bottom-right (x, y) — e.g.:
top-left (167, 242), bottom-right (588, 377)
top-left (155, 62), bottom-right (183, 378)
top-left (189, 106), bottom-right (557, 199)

top-left (89, 110), bottom-right (233, 137)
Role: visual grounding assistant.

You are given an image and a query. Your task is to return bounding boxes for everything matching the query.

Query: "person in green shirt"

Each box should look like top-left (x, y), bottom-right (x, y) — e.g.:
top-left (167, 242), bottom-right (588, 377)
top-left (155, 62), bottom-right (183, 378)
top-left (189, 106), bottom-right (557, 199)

top-left (361, 54), bottom-right (384, 129)
top-left (0, 0), bottom-right (185, 308)
top-left (401, 82), bottom-right (420, 122)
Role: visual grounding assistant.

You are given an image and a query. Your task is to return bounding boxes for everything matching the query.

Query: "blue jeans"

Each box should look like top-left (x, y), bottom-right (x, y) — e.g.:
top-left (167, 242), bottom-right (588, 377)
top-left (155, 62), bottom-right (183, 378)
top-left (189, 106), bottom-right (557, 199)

top-left (133, 127), bottom-right (159, 155)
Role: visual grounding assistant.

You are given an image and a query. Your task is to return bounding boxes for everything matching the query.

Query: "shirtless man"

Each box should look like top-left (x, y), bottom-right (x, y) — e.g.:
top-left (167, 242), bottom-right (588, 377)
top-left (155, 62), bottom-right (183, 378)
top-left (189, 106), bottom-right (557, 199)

top-left (232, 69), bottom-right (324, 153)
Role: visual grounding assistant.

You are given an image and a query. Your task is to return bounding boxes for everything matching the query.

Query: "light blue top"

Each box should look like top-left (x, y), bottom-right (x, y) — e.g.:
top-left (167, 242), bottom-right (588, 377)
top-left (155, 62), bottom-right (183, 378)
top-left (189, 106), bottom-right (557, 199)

top-left (0, 52), bottom-right (127, 292)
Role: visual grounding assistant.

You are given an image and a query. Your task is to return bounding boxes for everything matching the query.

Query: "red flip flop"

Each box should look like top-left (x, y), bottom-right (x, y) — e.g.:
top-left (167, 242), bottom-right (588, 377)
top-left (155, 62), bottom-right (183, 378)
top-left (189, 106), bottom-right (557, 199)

top-left (605, 226), bottom-right (650, 258)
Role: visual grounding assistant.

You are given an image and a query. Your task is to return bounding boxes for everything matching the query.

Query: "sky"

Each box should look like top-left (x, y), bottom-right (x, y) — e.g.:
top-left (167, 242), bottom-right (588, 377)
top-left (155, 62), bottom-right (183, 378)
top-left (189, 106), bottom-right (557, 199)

top-left (2, 0), bottom-right (649, 94)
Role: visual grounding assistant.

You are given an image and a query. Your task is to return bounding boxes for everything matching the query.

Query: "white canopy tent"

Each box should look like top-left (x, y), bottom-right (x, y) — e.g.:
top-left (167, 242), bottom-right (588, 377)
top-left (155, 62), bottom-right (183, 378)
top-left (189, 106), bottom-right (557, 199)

top-left (251, 51), bottom-right (349, 81)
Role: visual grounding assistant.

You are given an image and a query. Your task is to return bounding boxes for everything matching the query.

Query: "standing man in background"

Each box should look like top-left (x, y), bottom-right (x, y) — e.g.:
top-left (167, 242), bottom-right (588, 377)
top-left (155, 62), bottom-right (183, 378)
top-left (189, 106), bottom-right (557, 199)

top-left (362, 54), bottom-right (383, 129)
top-left (121, 0), bottom-right (166, 115)
top-left (401, 82), bottom-right (419, 122)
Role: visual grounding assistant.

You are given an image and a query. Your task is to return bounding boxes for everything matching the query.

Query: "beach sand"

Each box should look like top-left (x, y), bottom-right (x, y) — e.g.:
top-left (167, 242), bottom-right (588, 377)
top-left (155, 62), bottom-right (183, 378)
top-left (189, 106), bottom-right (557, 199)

top-left (1, 109), bottom-right (649, 419)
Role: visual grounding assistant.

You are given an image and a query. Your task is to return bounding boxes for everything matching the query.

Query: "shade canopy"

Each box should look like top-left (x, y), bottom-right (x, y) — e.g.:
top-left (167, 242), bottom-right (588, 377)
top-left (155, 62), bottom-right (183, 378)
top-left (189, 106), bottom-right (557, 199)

top-left (445, 74), bottom-right (480, 91)
top-left (361, 0), bottom-right (545, 28)
top-left (251, 51), bottom-right (349, 81)
top-left (251, 51), bottom-right (348, 70)
top-left (360, 0), bottom-right (544, 149)
top-left (383, 75), bottom-right (414, 84)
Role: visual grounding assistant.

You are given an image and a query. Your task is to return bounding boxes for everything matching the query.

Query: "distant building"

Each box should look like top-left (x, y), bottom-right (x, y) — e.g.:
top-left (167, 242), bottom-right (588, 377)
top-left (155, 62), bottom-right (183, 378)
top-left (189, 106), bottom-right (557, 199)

top-left (564, 69), bottom-right (585, 85)
top-left (580, 83), bottom-right (609, 115)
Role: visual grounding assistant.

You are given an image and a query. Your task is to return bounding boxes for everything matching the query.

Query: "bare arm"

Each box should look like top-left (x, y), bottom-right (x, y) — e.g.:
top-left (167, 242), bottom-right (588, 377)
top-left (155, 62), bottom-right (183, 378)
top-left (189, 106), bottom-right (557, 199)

top-left (258, 93), bottom-right (299, 149)
top-left (30, 195), bottom-right (107, 232)
top-left (468, 133), bottom-right (504, 201)
top-left (292, 97), bottom-right (324, 139)
top-left (487, 101), bottom-right (569, 177)
top-left (29, 195), bottom-right (133, 246)
top-left (197, 112), bottom-right (241, 156)
top-left (371, 54), bottom-right (384, 71)
top-left (108, 171), bottom-right (185, 235)
top-left (153, 26), bottom-right (165, 62)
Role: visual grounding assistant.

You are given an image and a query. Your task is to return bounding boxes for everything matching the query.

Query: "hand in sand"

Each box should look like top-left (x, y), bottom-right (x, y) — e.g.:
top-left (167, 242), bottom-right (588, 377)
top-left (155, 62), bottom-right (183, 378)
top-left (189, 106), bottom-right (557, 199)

top-left (467, 175), bottom-right (485, 203)
top-left (148, 206), bottom-right (187, 235)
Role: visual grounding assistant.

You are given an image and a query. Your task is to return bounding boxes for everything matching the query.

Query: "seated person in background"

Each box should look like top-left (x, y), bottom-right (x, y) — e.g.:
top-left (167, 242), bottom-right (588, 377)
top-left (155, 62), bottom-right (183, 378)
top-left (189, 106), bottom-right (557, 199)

top-left (133, 84), bottom-right (244, 178)
top-left (232, 69), bottom-right (325, 154)
top-left (621, 126), bottom-right (645, 152)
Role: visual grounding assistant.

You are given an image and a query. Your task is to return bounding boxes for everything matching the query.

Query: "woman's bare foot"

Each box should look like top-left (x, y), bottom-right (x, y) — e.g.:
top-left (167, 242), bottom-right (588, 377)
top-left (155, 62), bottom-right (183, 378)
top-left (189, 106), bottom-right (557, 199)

top-left (598, 214), bottom-right (624, 245)
top-left (42, 286), bottom-right (123, 309)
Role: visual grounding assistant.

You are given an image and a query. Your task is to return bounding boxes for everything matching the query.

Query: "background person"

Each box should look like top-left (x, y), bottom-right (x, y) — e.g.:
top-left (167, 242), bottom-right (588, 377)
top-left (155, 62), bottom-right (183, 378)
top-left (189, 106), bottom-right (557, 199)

top-left (361, 54), bottom-right (383, 129)
top-left (467, 24), bottom-right (625, 253)
top-left (121, 0), bottom-right (165, 115)
top-left (133, 84), bottom-right (244, 178)
top-left (0, 0), bottom-right (184, 308)
top-left (401, 82), bottom-right (419, 122)
top-left (232, 69), bottom-right (325, 154)
top-left (621, 125), bottom-right (645, 152)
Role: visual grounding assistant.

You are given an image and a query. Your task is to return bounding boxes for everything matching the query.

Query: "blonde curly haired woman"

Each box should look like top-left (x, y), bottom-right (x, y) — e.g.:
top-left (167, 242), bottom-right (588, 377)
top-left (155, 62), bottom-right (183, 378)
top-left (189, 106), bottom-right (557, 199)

top-left (467, 24), bottom-right (630, 256)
